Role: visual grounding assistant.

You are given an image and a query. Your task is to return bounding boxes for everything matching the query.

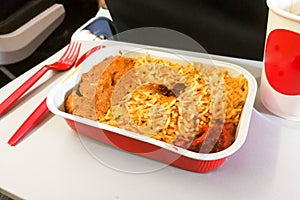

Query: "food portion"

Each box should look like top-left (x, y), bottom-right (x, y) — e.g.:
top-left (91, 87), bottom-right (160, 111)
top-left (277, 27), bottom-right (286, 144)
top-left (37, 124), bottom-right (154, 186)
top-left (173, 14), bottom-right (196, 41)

top-left (65, 52), bottom-right (248, 153)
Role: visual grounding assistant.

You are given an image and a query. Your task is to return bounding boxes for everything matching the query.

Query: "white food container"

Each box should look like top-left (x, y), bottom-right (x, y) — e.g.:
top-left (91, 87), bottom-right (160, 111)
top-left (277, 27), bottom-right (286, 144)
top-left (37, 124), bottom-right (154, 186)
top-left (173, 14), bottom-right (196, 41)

top-left (47, 43), bottom-right (257, 173)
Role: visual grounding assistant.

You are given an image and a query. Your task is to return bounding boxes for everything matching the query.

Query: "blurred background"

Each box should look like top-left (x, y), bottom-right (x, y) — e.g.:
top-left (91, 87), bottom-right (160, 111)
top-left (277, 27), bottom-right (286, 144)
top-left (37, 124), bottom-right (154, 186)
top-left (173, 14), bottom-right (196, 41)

top-left (0, 0), bottom-right (268, 88)
top-left (0, 0), bottom-right (100, 88)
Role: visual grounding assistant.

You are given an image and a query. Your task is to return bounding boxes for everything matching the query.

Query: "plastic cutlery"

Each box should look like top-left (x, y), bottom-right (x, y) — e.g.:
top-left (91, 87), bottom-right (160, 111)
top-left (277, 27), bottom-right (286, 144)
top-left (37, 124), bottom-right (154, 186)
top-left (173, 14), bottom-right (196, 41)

top-left (0, 41), bottom-right (81, 116)
top-left (7, 45), bottom-right (105, 146)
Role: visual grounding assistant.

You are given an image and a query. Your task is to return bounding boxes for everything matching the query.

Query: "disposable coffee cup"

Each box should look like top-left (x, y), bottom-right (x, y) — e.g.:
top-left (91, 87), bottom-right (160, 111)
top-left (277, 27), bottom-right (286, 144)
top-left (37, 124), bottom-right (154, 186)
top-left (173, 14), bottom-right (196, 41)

top-left (260, 0), bottom-right (300, 121)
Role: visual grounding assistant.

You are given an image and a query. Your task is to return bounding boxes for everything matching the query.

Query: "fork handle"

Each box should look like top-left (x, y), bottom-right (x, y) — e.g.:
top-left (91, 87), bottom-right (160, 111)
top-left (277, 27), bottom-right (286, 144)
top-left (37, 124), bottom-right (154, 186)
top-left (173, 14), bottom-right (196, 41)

top-left (0, 66), bottom-right (49, 116)
top-left (7, 98), bottom-right (49, 146)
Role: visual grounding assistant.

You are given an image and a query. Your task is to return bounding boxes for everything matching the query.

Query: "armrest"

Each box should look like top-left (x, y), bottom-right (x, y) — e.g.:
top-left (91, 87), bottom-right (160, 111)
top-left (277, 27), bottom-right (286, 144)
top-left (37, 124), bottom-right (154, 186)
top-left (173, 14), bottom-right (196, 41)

top-left (0, 0), bottom-right (56, 34)
top-left (0, 4), bottom-right (65, 64)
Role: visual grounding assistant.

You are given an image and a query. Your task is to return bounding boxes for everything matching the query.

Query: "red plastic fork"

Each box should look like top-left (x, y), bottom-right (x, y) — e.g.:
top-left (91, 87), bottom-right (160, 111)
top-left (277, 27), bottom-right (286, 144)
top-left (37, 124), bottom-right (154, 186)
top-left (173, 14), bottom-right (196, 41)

top-left (0, 41), bottom-right (81, 116)
top-left (7, 45), bottom-right (105, 146)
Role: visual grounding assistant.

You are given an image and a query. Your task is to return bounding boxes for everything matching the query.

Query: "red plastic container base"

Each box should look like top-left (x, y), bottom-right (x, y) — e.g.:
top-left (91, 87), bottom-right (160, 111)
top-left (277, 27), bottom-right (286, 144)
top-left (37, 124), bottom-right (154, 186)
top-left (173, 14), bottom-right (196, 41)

top-left (65, 118), bottom-right (226, 173)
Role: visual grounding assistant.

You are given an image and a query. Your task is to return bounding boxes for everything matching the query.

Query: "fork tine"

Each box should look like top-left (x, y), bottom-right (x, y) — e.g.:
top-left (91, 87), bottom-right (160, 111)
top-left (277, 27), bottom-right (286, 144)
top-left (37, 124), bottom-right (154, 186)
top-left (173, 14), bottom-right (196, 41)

top-left (67, 42), bottom-right (81, 61)
top-left (59, 41), bottom-right (80, 61)
top-left (58, 42), bottom-right (74, 61)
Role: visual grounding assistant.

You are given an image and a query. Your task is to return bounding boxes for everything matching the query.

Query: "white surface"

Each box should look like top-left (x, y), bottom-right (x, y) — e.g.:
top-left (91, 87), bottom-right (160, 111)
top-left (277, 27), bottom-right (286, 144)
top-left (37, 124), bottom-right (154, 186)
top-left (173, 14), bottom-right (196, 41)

top-left (1, 40), bottom-right (300, 200)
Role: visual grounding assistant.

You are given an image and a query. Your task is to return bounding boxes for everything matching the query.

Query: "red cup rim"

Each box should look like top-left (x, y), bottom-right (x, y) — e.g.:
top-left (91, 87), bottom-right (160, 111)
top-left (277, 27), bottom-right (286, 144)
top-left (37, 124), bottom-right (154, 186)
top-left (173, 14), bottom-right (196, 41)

top-left (267, 0), bottom-right (300, 22)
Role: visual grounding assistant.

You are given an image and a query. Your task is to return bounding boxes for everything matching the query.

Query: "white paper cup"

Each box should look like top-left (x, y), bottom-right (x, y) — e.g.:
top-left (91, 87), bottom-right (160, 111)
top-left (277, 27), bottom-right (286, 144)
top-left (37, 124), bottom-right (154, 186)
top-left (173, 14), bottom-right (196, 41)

top-left (260, 0), bottom-right (300, 121)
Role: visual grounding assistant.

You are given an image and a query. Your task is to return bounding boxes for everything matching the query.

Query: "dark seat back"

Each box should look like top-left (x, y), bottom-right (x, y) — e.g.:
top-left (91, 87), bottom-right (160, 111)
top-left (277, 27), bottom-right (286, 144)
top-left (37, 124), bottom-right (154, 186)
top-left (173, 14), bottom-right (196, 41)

top-left (106, 0), bottom-right (268, 60)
